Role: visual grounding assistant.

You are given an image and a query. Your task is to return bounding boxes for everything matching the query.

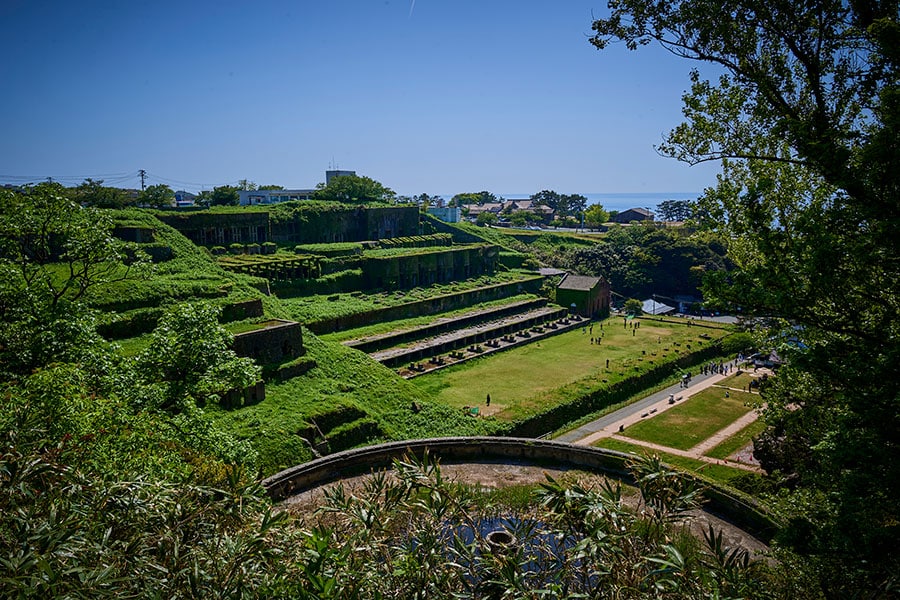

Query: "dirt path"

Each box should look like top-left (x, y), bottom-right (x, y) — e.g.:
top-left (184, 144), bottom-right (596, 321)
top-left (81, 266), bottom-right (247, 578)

top-left (567, 369), bottom-right (770, 472)
top-left (572, 372), bottom-right (729, 447)
top-left (688, 408), bottom-right (761, 456)
top-left (607, 435), bottom-right (762, 473)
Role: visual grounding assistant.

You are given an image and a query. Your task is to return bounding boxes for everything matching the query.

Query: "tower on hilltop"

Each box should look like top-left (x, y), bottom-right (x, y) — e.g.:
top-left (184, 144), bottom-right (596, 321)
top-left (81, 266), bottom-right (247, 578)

top-left (326, 169), bottom-right (355, 184)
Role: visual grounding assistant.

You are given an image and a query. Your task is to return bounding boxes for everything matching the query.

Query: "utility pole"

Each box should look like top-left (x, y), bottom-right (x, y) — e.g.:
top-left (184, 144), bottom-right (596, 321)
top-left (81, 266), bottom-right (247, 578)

top-left (139, 169), bottom-right (146, 191)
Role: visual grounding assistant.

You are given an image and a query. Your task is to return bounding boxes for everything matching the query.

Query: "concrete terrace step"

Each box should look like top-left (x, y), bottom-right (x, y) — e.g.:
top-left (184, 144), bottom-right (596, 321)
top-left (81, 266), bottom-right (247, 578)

top-left (343, 297), bottom-right (549, 353)
top-left (373, 308), bottom-right (581, 373)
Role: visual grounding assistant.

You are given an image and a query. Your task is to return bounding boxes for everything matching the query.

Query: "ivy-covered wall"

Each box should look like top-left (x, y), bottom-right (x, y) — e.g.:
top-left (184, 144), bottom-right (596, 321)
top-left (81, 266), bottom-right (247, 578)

top-left (269, 205), bottom-right (418, 244)
top-left (156, 205), bottom-right (420, 246)
top-left (361, 245), bottom-right (499, 290)
top-left (232, 320), bottom-right (304, 364)
top-left (156, 212), bottom-right (270, 246)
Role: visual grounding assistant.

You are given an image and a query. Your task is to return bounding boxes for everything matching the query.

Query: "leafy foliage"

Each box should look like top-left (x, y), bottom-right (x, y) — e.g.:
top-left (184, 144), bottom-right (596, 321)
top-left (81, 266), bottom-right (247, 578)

top-left (591, 0), bottom-right (900, 593)
top-left (69, 178), bottom-right (134, 208)
top-left (0, 183), bottom-right (147, 309)
top-left (279, 453), bottom-right (795, 598)
top-left (566, 225), bottom-right (729, 299)
top-left (312, 174), bottom-right (395, 204)
top-left (530, 189), bottom-right (588, 218)
top-left (137, 302), bottom-right (261, 411)
top-left (138, 183), bottom-right (175, 208)
top-left (583, 203), bottom-right (610, 227)
top-left (655, 199), bottom-right (695, 222)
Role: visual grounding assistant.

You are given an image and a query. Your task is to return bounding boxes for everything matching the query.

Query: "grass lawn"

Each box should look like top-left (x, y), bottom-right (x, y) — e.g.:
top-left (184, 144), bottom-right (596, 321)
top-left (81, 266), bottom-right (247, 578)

top-left (621, 387), bottom-right (755, 450)
top-left (717, 371), bottom-right (764, 393)
top-left (114, 334), bottom-right (153, 357)
top-left (410, 316), bottom-right (729, 421)
top-left (705, 418), bottom-right (766, 460)
top-left (593, 437), bottom-right (756, 487)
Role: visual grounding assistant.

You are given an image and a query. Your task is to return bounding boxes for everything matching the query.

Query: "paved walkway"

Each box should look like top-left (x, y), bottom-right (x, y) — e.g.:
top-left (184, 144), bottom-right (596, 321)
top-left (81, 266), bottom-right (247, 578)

top-left (555, 370), bottom-right (729, 444)
top-left (555, 366), bottom-right (767, 473)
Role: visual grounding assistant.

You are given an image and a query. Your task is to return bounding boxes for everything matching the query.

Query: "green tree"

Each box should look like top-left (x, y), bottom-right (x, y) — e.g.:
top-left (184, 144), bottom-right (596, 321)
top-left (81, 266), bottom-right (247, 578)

top-left (476, 211), bottom-right (498, 226)
top-left (452, 191), bottom-right (497, 206)
top-left (531, 190), bottom-right (587, 218)
top-left (71, 178), bottom-right (134, 208)
top-left (583, 203), bottom-right (609, 228)
top-left (313, 175), bottom-right (395, 204)
top-left (0, 183), bottom-right (144, 310)
top-left (530, 189), bottom-right (562, 213)
top-left (206, 185), bottom-right (239, 206)
top-left (139, 183), bottom-right (175, 208)
top-left (562, 193), bottom-right (587, 217)
top-left (137, 302), bottom-right (261, 411)
top-left (624, 298), bottom-right (643, 315)
top-left (0, 184), bottom-right (150, 378)
top-left (591, 1), bottom-right (900, 593)
top-left (655, 199), bottom-right (694, 222)
top-left (509, 211), bottom-right (528, 226)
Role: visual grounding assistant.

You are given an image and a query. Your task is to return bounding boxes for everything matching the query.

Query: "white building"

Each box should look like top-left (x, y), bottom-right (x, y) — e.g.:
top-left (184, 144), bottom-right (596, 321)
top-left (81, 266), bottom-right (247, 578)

top-left (427, 206), bottom-right (462, 223)
top-left (239, 189), bottom-right (316, 206)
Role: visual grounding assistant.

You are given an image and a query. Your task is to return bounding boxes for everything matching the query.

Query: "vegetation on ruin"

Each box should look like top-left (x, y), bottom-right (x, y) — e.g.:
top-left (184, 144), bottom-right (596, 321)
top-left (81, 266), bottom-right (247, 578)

top-left (320, 292), bottom-right (543, 343)
top-left (2, 0), bottom-right (897, 592)
top-left (207, 330), bottom-right (498, 474)
top-left (279, 271), bottom-right (540, 325)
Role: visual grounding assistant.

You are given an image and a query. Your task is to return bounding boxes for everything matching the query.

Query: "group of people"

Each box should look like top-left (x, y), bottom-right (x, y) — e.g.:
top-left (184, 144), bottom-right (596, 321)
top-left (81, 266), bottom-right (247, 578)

top-left (584, 322), bottom-right (606, 345)
top-left (701, 361), bottom-right (734, 376)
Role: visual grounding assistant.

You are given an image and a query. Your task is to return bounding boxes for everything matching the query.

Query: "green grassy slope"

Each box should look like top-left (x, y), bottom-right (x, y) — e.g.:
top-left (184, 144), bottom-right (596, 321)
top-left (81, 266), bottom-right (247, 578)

top-left (208, 331), bottom-right (499, 476)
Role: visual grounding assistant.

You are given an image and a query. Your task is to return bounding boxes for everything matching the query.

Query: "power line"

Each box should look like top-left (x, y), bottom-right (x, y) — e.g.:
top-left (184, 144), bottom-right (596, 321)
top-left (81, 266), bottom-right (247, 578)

top-left (2, 170), bottom-right (241, 192)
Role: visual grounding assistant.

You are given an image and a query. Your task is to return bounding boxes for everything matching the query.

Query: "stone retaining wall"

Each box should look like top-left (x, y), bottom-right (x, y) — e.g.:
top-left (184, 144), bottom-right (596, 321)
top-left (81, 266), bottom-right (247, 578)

top-left (232, 319), bottom-right (304, 364)
top-left (263, 436), bottom-right (779, 542)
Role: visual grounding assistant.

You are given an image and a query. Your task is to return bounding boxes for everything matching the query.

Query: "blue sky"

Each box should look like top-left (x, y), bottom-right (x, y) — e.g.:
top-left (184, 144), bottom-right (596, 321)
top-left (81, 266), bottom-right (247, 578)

top-left (0, 0), bottom-right (722, 197)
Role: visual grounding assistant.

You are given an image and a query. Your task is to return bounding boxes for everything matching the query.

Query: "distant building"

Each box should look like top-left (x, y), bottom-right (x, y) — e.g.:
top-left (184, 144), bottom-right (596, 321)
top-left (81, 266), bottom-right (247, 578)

top-left (501, 199), bottom-right (555, 223)
top-left (611, 207), bottom-right (654, 223)
top-left (326, 169), bottom-right (356, 184)
top-left (239, 189), bottom-right (316, 206)
top-left (556, 274), bottom-right (611, 318)
top-left (427, 206), bottom-right (462, 223)
top-left (174, 190), bottom-right (196, 207)
top-left (466, 203), bottom-right (504, 218)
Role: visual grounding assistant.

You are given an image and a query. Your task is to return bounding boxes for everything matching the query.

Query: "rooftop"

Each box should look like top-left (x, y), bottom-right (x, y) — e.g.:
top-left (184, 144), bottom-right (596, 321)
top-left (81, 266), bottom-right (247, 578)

top-left (558, 274), bottom-right (603, 291)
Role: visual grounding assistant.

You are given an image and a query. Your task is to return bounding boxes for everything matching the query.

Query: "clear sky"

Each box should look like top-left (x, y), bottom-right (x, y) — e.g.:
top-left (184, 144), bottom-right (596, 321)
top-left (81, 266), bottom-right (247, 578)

top-left (0, 0), bottom-right (722, 197)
